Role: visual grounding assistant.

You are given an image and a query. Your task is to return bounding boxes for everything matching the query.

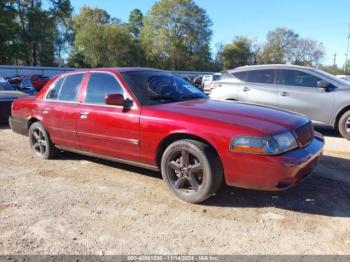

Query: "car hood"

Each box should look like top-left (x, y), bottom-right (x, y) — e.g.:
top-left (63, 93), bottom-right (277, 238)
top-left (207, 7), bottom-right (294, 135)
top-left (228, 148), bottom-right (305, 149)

top-left (0, 91), bottom-right (28, 101)
top-left (151, 99), bottom-right (309, 135)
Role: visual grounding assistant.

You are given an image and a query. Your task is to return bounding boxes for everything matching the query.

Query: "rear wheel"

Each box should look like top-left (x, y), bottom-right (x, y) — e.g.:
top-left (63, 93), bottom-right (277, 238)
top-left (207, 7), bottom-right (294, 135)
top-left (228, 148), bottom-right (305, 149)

top-left (161, 139), bottom-right (223, 203)
top-left (338, 111), bottom-right (350, 140)
top-left (29, 122), bottom-right (57, 159)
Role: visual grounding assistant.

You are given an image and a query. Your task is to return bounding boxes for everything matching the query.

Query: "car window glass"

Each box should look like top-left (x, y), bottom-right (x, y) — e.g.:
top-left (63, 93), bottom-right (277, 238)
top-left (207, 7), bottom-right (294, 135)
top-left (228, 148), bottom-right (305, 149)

top-left (278, 70), bottom-right (321, 87)
top-left (213, 75), bottom-right (221, 81)
top-left (246, 70), bottom-right (275, 84)
top-left (58, 73), bottom-right (84, 102)
top-left (46, 77), bottom-right (64, 100)
top-left (85, 73), bottom-right (124, 104)
top-left (121, 71), bottom-right (206, 105)
top-left (232, 71), bottom-right (246, 81)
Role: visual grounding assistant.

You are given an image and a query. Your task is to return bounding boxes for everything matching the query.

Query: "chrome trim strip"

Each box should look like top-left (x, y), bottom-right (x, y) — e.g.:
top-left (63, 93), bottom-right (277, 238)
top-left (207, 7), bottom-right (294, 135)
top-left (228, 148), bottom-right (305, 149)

top-left (77, 131), bottom-right (140, 145)
top-left (49, 127), bottom-right (77, 134)
top-left (55, 145), bottom-right (159, 171)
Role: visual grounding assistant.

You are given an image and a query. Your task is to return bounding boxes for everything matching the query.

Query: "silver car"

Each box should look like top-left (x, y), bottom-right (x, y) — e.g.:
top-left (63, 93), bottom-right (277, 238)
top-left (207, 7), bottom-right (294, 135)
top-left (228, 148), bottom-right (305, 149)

top-left (210, 64), bottom-right (350, 140)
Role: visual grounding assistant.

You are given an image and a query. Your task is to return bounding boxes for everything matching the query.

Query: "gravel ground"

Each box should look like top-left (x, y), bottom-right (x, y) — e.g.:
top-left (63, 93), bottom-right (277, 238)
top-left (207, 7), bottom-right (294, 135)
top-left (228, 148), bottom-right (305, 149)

top-left (0, 124), bottom-right (350, 255)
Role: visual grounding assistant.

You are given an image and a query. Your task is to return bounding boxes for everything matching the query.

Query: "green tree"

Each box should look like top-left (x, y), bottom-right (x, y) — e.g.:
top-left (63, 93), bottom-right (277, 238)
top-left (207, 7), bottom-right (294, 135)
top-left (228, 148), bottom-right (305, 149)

top-left (68, 6), bottom-right (138, 67)
top-left (140, 0), bottom-right (213, 70)
top-left (0, 1), bottom-right (20, 64)
top-left (259, 27), bottom-right (299, 64)
top-left (50, 0), bottom-right (74, 61)
top-left (9, 0), bottom-right (73, 66)
top-left (221, 36), bottom-right (253, 69)
top-left (257, 27), bottom-right (324, 66)
top-left (128, 8), bottom-right (143, 39)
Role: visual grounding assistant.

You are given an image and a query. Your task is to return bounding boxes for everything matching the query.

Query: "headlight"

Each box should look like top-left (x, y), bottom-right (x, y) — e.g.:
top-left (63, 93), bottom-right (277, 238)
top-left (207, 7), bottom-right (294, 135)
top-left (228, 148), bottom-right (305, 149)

top-left (230, 131), bottom-right (298, 155)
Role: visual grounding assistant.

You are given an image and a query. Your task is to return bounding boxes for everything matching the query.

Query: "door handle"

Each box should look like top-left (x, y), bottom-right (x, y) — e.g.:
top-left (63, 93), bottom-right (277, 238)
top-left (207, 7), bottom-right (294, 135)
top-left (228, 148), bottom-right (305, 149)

top-left (243, 87), bottom-right (250, 92)
top-left (42, 108), bottom-right (49, 114)
top-left (80, 112), bottom-right (89, 119)
top-left (280, 92), bottom-right (289, 97)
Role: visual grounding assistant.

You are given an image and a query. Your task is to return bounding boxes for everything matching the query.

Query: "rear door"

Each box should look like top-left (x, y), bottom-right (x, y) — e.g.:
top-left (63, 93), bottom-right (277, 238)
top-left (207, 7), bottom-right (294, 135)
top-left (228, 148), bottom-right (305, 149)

top-left (276, 69), bottom-right (335, 124)
top-left (41, 73), bottom-right (85, 149)
top-left (237, 69), bottom-right (278, 108)
top-left (77, 72), bottom-right (141, 162)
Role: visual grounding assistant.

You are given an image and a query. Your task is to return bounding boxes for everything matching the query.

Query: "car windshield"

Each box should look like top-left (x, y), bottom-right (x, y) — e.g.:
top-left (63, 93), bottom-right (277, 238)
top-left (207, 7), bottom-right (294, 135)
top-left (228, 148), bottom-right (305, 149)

top-left (0, 82), bottom-right (16, 91)
top-left (121, 71), bottom-right (207, 105)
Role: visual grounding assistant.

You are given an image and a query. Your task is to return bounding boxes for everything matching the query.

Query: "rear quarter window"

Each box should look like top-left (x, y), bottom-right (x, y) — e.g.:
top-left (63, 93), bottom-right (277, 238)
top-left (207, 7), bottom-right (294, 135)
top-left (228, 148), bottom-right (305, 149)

top-left (46, 77), bottom-right (64, 100)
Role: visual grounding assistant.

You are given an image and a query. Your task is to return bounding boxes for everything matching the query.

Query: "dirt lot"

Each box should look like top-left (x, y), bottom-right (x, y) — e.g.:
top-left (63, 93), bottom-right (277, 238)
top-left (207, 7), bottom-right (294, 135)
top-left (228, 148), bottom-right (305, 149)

top-left (0, 123), bottom-right (350, 255)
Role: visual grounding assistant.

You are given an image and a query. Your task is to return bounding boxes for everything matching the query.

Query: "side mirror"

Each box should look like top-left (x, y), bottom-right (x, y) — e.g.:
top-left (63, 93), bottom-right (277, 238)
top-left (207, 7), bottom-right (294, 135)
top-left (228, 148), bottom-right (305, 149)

top-left (317, 80), bottom-right (330, 89)
top-left (105, 93), bottom-right (124, 106)
top-left (105, 93), bottom-right (133, 111)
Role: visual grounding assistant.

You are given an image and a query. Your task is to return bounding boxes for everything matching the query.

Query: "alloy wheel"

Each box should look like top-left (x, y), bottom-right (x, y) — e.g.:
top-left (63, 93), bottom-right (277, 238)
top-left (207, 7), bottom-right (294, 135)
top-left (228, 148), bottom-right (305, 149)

top-left (166, 149), bottom-right (203, 192)
top-left (346, 117), bottom-right (350, 134)
top-left (30, 128), bottom-right (48, 157)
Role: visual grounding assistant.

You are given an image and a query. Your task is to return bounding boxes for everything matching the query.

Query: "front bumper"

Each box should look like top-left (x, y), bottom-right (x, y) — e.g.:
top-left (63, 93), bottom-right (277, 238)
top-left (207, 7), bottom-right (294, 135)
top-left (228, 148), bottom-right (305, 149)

top-left (223, 137), bottom-right (324, 191)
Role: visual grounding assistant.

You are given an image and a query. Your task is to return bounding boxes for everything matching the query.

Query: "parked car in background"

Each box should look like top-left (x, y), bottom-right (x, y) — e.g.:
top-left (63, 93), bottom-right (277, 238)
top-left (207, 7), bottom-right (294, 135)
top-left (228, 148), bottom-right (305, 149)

top-left (210, 64), bottom-right (350, 140)
top-left (336, 75), bottom-right (350, 81)
top-left (0, 77), bottom-right (36, 95)
top-left (203, 73), bottom-right (221, 94)
top-left (17, 77), bottom-right (38, 95)
top-left (192, 75), bottom-right (204, 90)
top-left (8, 74), bottom-right (49, 91)
top-left (10, 68), bottom-right (323, 203)
top-left (0, 82), bottom-right (28, 122)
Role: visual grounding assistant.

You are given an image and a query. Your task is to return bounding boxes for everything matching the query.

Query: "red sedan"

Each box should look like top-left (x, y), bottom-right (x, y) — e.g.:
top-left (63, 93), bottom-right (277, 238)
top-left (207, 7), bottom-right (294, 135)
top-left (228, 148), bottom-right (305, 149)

top-left (9, 68), bottom-right (324, 203)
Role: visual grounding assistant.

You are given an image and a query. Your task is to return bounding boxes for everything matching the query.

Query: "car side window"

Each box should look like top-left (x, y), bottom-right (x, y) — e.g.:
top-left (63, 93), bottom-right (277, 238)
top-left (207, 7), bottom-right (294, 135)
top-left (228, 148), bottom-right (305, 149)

top-left (245, 70), bottom-right (275, 84)
top-left (278, 70), bottom-right (321, 87)
top-left (232, 71), bottom-right (246, 81)
top-left (58, 73), bottom-right (84, 102)
top-left (46, 77), bottom-right (64, 100)
top-left (85, 73), bottom-right (124, 104)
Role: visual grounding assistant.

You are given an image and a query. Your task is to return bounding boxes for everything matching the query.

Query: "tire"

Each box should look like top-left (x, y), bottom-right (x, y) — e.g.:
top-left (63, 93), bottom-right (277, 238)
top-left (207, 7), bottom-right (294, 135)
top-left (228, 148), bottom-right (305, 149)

top-left (160, 139), bottom-right (223, 203)
top-left (29, 121), bottom-right (57, 159)
top-left (338, 110), bottom-right (350, 140)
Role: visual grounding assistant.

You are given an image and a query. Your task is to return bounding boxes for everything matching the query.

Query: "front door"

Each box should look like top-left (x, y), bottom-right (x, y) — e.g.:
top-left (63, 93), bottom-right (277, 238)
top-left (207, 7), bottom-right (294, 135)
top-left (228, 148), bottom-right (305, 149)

top-left (77, 72), bottom-right (141, 162)
top-left (276, 69), bottom-right (335, 125)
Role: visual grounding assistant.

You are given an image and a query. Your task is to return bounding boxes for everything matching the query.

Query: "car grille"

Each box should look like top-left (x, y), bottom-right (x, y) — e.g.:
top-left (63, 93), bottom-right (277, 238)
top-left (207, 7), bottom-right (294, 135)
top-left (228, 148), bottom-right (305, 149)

top-left (295, 122), bottom-right (314, 147)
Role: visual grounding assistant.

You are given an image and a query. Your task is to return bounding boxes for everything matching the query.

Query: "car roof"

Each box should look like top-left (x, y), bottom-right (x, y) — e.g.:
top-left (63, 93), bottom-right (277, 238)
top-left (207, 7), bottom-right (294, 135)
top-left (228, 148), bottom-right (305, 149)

top-left (229, 64), bottom-right (314, 72)
top-left (59, 67), bottom-right (164, 75)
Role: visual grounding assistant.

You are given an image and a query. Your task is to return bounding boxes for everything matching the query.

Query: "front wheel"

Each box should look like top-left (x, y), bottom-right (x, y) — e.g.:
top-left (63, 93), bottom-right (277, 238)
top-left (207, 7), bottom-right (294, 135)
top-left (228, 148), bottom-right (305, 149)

top-left (29, 122), bottom-right (57, 159)
top-left (161, 139), bottom-right (223, 203)
top-left (338, 111), bottom-right (350, 140)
